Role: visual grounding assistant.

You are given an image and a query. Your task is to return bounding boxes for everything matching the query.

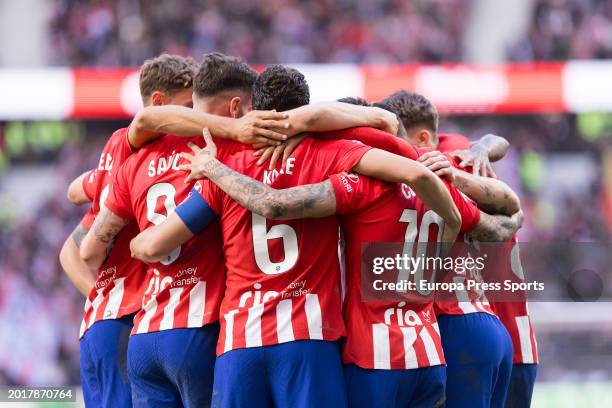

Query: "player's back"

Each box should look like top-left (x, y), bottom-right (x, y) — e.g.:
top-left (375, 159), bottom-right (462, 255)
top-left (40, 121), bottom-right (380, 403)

top-left (330, 172), bottom-right (478, 370)
top-left (489, 236), bottom-right (538, 364)
top-left (80, 127), bottom-right (146, 337)
top-left (106, 134), bottom-right (226, 335)
top-left (200, 136), bottom-right (371, 354)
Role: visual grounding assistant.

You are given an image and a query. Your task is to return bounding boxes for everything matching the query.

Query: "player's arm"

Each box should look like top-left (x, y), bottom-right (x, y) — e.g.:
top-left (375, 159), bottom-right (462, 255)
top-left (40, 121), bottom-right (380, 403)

top-left (470, 210), bottom-right (524, 242)
top-left (282, 102), bottom-right (399, 135)
top-left (59, 224), bottom-right (96, 297)
top-left (181, 130), bottom-right (460, 242)
top-left (452, 134), bottom-right (510, 177)
top-left (67, 171), bottom-right (93, 205)
top-left (353, 149), bottom-right (462, 242)
top-left (80, 207), bottom-right (129, 272)
top-left (128, 106), bottom-right (291, 148)
top-left (472, 133), bottom-right (510, 162)
top-left (130, 213), bottom-right (195, 263)
top-left (418, 151), bottom-right (520, 216)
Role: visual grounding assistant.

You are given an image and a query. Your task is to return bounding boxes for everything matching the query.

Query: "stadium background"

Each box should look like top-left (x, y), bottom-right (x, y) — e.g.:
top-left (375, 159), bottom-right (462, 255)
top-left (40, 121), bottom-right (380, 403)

top-left (0, 0), bottom-right (611, 406)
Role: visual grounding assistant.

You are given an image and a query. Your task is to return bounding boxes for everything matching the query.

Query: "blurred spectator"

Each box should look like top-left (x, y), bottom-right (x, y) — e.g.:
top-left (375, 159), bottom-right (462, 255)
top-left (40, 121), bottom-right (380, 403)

top-left (47, 0), bottom-right (468, 66)
top-left (510, 0), bottom-right (612, 61)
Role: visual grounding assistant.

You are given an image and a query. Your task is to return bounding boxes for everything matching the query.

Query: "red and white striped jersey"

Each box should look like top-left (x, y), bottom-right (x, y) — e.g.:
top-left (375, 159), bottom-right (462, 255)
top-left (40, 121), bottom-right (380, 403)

top-left (196, 135), bottom-right (372, 355)
top-left (433, 233), bottom-right (498, 317)
top-left (490, 237), bottom-right (538, 364)
top-left (105, 134), bottom-right (236, 335)
top-left (79, 127), bottom-right (147, 338)
top-left (329, 171), bottom-right (481, 370)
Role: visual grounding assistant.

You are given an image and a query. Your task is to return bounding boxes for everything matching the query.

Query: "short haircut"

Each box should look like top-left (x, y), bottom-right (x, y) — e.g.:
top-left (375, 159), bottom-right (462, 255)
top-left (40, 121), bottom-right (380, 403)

top-left (252, 65), bottom-right (310, 111)
top-left (139, 54), bottom-right (196, 100)
top-left (337, 96), bottom-right (371, 106)
top-left (378, 90), bottom-right (439, 133)
top-left (193, 52), bottom-right (257, 97)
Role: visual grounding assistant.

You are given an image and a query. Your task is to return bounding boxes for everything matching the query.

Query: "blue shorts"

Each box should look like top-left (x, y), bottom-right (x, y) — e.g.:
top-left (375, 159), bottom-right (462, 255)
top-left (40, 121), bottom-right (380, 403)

top-left (212, 340), bottom-right (347, 408)
top-left (79, 314), bottom-right (134, 408)
top-left (505, 364), bottom-right (537, 408)
top-left (438, 312), bottom-right (513, 408)
top-left (344, 364), bottom-right (446, 408)
top-left (127, 324), bottom-right (219, 408)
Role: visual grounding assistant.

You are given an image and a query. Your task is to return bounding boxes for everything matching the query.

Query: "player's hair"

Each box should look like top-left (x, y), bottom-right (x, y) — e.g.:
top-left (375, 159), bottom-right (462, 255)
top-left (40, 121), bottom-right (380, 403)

top-left (139, 54), bottom-right (196, 100)
top-left (372, 101), bottom-right (409, 140)
top-left (378, 90), bottom-right (439, 135)
top-left (252, 65), bottom-right (310, 112)
top-left (337, 96), bottom-right (371, 106)
top-left (193, 52), bottom-right (257, 97)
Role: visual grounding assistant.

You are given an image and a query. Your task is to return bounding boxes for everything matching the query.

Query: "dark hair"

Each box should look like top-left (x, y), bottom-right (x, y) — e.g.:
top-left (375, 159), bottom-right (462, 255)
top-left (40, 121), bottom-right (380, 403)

top-left (139, 54), bottom-right (196, 99)
top-left (193, 52), bottom-right (257, 97)
top-left (252, 65), bottom-right (310, 111)
top-left (378, 90), bottom-right (438, 133)
top-left (337, 96), bottom-right (371, 106)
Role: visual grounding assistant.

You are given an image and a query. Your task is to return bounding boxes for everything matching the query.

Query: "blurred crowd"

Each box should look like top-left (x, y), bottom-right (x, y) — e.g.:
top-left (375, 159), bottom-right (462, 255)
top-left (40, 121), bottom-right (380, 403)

top-left (509, 0), bottom-right (612, 61)
top-left (48, 0), bottom-right (467, 66)
top-left (47, 0), bottom-right (612, 66)
top-left (1, 115), bottom-right (610, 384)
top-left (0, 133), bottom-right (105, 386)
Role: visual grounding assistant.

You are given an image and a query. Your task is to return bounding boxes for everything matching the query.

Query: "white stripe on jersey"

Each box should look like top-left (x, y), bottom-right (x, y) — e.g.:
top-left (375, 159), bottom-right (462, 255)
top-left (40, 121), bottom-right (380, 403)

top-left (419, 327), bottom-right (442, 366)
top-left (432, 322), bottom-right (440, 336)
top-left (245, 302), bottom-right (265, 347)
top-left (223, 310), bottom-right (238, 353)
top-left (136, 297), bottom-right (158, 334)
top-left (400, 326), bottom-right (418, 369)
top-left (79, 298), bottom-right (93, 338)
top-left (305, 294), bottom-right (323, 340)
top-left (458, 301), bottom-right (478, 315)
top-left (516, 315), bottom-right (535, 364)
top-left (103, 278), bottom-right (125, 320)
top-left (372, 323), bottom-right (391, 369)
top-left (276, 299), bottom-right (295, 343)
top-left (159, 288), bottom-right (183, 331)
top-left (88, 289), bottom-right (105, 327)
top-left (188, 281), bottom-right (206, 328)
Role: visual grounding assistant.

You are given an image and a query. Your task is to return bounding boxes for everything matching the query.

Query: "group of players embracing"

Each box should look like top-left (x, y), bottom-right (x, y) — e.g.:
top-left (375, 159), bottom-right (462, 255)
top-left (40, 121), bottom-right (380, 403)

top-left (59, 52), bottom-right (538, 408)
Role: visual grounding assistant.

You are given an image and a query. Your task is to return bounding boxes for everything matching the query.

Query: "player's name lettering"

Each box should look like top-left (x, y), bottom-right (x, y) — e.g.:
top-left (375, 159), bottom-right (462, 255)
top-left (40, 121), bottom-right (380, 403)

top-left (263, 157), bottom-right (296, 184)
top-left (98, 152), bottom-right (113, 174)
top-left (147, 151), bottom-right (181, 177)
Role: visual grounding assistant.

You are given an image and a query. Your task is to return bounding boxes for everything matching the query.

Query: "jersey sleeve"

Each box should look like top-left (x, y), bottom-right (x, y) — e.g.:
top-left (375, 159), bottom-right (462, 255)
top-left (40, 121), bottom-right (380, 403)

top-left (329, 172), bottom-right (382, 214)
top-left (447, 183), bottom-right (481, 233)
top-left (81, 169), bottom-right (97, 201)
top-left (314, 138), bottom-right (373, 175)
top-left (104, 162), bottom-right (134, 221)
top-left (438, 133), bottom-right (470, 152)
top-left (316, 127), bottom-right (419, 160)
top-left (175, 180), bottom-right (220, 235)
top-left (81, 207), bottom-right (95, 229)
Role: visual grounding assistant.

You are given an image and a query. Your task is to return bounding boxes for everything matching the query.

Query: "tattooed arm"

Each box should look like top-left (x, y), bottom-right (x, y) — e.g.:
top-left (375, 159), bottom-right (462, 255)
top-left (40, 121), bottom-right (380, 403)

top-left (470, 210), bottom-right (524, 242)
top-left (80, 207), bottom-right (129, 272)
top-left (59, 224), bottom-right (96, 297)
top-left (452, 170), bottom-right (519, 216)
top-left (417, 151), bottom-right (520, 216)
